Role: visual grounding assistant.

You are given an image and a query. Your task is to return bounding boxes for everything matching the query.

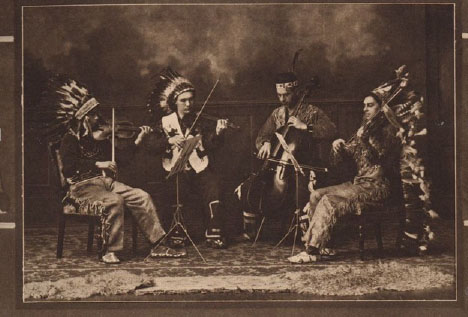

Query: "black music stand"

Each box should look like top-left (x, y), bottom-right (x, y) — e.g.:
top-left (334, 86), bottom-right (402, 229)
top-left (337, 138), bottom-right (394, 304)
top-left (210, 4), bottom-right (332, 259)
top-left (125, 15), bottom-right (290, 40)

top-left (151, 135), bottom-right (207, 263)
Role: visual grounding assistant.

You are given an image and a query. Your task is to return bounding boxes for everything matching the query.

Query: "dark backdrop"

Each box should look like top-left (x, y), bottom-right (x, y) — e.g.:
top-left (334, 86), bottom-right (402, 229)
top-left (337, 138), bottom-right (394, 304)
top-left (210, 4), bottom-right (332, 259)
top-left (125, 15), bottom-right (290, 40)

top-left (22, 4), bottom-right (455, 230)
top-left (23, 4), bottom-right (430, 104)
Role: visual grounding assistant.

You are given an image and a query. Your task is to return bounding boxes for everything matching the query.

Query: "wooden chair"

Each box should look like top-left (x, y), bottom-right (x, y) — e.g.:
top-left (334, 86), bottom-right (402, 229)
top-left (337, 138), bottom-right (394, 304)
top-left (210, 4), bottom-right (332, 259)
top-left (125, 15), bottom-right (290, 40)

top-left (48, 141), bottom-right (138, 259)
top-left (356, 200), bottom-right (405, 260)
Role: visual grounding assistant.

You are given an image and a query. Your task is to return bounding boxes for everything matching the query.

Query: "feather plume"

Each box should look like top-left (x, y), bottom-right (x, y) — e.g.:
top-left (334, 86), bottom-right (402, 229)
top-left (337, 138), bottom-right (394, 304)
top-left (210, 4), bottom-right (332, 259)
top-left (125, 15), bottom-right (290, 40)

top-left (426, 209), bottom-right (439, 219)
top-left (290, 49), bottom-right (303, 73)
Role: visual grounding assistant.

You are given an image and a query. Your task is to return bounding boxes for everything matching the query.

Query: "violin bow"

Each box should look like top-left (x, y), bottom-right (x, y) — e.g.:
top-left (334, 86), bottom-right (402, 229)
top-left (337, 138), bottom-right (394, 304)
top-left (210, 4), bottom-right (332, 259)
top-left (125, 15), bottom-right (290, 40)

top-left (186, 78), bottom-right (220, 137)
top-left (101, 107), bottom-right (116, 178)
top-left (112, 107), bottom-right (115, 162)
top-left (109, 107), bottom-right (117, 179)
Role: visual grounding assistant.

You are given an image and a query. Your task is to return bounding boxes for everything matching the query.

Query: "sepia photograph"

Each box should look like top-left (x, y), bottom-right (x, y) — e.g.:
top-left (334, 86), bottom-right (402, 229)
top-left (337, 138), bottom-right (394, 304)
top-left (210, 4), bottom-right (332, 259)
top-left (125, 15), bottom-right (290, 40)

top-left (13, 0), bottom-right (461, 308)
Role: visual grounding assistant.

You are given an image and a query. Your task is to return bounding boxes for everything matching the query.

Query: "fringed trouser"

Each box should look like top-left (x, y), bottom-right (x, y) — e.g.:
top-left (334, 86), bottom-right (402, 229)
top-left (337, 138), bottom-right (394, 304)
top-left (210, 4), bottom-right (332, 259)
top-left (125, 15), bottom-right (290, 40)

top-left (68, 176), bottom-right (165, 252)
top-left (302, 179), bottom-right (389, 249)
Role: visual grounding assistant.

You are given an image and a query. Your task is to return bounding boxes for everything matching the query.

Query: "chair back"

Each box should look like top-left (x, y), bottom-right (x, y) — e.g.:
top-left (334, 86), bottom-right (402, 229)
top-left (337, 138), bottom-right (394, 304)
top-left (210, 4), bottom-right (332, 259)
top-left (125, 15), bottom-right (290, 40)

top-left (48, 140), bottom-right (83, 216)
top-left (47, 140), bottom-right (68, 194)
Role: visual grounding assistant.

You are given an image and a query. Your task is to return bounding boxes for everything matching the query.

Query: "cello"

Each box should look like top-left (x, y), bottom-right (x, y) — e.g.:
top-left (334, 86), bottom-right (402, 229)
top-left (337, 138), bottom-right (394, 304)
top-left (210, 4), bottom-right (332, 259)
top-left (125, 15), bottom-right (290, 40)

top-left (237, 78), bottom-right (325, 222)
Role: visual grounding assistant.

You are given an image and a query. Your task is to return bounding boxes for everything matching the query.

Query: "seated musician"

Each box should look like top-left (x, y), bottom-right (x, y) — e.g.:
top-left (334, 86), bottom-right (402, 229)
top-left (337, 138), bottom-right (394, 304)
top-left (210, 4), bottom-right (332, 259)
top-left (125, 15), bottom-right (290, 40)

top-left (288, 89), bottom-right (402, 263)
top-left (43, 76), bottom-right (182, 264)
top-left (241, 71), bottom-right (336, 240)
top-left (146, 68), bottom-right (229, 250)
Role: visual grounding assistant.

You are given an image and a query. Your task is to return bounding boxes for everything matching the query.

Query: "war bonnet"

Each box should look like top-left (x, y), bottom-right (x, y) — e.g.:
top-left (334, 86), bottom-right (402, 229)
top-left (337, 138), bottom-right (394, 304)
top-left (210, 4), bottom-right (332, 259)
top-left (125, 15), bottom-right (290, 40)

top-left (146, 67), bottom-right (195, 117)
top-left (36, 75), bottom-right (99, 141)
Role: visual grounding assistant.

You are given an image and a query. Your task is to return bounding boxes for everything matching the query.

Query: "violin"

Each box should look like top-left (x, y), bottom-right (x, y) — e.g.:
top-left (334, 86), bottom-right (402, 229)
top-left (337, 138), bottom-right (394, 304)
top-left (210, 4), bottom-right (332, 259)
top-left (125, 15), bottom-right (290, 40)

top-left (197, 112), bottom-right (240, 130)
top-left (92, 120), bottom-right (145, 141)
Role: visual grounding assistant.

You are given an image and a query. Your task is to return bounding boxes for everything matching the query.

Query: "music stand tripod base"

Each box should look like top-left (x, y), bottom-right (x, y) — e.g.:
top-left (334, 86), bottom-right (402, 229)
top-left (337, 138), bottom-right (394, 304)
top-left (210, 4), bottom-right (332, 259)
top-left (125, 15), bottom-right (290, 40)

top-left (275, 207), bottom-right (301, 256)
top-left (151, 193), bottom-right (207, 263)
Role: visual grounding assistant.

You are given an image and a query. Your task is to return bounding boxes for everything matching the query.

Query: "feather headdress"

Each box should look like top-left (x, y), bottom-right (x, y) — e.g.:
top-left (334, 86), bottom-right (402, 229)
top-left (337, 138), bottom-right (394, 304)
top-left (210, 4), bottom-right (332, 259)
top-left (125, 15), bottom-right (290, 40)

top-left (35, 75), bottom-right (99, 141)
top-left (371, 66), bottom-right (437, 247)
top-left (146, 67), bottom-right (195, 120)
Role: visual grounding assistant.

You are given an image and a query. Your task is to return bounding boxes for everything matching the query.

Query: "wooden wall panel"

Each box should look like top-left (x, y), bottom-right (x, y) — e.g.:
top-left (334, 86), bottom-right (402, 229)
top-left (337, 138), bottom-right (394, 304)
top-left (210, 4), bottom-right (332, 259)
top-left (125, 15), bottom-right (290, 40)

top-left (24, 100), bottom-right (361, 225)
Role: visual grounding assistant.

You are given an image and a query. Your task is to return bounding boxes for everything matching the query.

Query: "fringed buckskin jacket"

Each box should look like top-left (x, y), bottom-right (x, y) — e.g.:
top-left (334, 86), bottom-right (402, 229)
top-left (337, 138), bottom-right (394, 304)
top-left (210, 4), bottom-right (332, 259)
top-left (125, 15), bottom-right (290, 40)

top-left (332, 121), bottom-right (402, 209)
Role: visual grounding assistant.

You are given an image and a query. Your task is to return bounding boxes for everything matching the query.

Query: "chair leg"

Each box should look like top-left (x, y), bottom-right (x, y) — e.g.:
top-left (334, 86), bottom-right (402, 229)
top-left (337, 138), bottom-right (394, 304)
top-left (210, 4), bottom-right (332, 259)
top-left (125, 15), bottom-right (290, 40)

top-left (56, 213), bottom-right (66, 259)
top-left (375, 221), bottom-right (383, 257)
top-left (358, 222), bottom-right (365, 260)
top-left (132, 216), bottom-right (138, 255)
top-left (87, 218), bottom-right (95, 253)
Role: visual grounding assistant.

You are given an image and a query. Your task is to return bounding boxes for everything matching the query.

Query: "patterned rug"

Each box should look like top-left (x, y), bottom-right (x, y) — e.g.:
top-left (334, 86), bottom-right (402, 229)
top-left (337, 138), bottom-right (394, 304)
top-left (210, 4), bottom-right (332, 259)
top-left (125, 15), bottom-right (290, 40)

top-left (23, 218), bottom-right (456, 301)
